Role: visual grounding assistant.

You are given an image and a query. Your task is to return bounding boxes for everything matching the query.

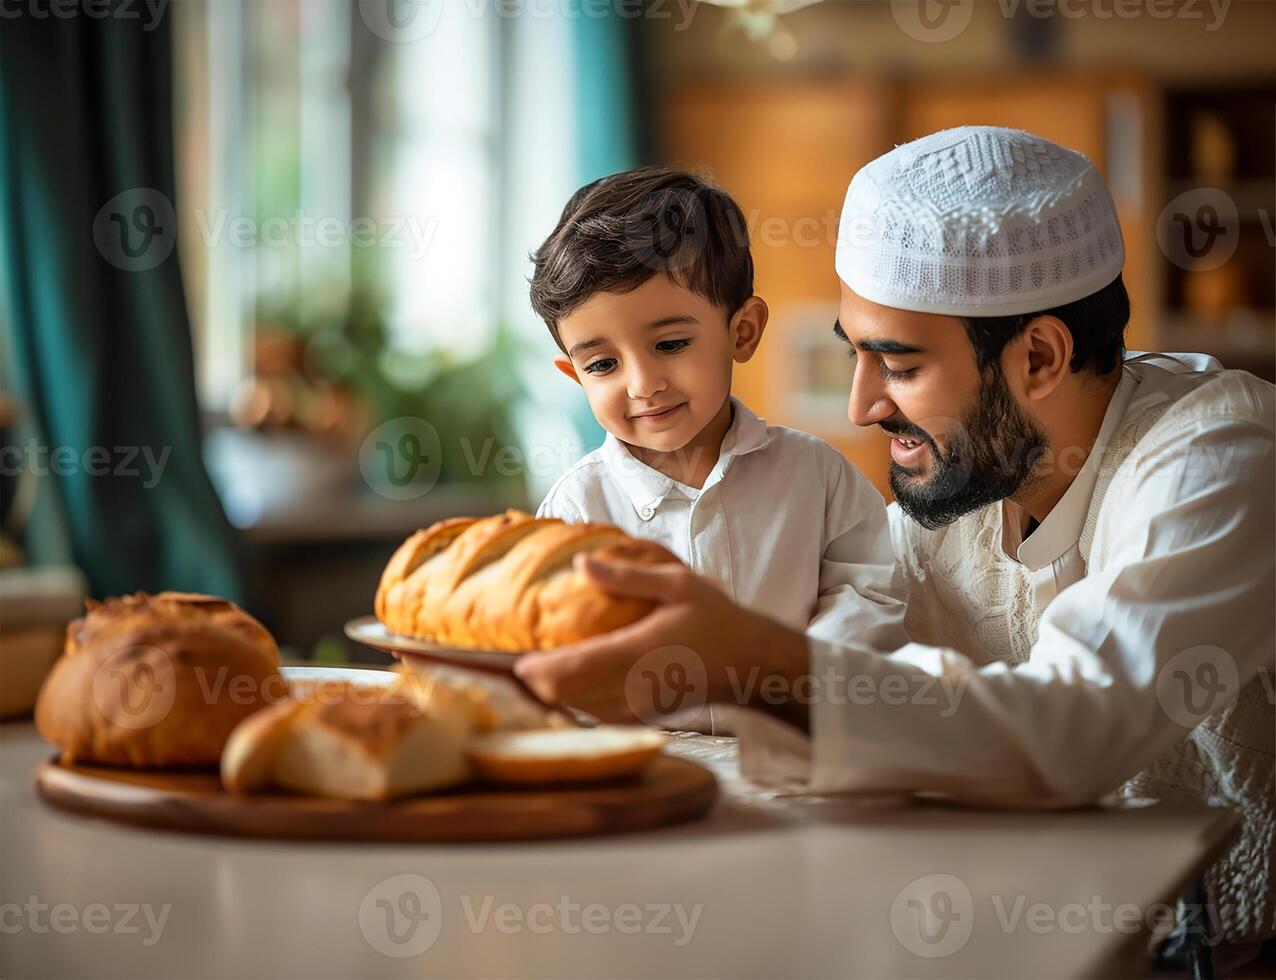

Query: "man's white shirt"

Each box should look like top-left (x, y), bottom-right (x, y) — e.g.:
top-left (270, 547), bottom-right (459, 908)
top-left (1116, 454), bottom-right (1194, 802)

top-left (537, 396), bottom-right (907, 651)
top-left (728, 352), bottom-right (1275, 942)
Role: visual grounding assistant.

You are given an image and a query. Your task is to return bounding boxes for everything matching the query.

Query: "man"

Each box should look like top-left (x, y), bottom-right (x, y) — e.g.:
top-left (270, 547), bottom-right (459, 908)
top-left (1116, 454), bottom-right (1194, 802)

top-left (515, 127), bottom-right (1274, 949)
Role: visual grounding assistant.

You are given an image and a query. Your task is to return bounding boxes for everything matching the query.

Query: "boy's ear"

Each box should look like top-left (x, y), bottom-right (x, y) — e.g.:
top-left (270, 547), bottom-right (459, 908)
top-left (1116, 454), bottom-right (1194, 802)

top-left (554, 356), bottom-right (581, 385)
top-left (730, 296), bottom-right (769, 364)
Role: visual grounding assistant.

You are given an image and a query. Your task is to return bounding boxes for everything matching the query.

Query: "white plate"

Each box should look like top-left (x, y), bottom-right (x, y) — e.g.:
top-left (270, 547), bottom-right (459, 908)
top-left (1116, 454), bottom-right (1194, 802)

top-left (282, 665), bottom-right (395, 688)
top-left (343, 615), bottom-right (523, 673)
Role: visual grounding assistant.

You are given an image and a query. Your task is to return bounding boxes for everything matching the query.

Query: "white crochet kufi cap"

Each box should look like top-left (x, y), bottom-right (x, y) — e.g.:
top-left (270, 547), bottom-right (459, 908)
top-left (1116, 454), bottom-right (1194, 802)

top-left (836, 126), bottom-right (1125, 317)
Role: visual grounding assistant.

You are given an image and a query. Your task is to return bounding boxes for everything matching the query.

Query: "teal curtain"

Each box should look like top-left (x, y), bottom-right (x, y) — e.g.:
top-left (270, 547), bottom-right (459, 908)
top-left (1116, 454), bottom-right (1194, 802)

top-left (564, 0), bottom-right (639, 453)
top-left (0, 9), bottom-right (244, 601)
top-left (572, 1), bottom-right (638, 185)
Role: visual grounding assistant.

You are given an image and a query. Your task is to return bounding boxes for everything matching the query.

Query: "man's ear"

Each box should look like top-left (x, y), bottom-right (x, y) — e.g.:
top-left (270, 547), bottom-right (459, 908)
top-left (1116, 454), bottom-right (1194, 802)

top-left (554, 356), bottom-right (581, 385)
top-left (1012, 315), bottom-right (1073, 402)
top-left (730, 297), bottom-right (769, 364)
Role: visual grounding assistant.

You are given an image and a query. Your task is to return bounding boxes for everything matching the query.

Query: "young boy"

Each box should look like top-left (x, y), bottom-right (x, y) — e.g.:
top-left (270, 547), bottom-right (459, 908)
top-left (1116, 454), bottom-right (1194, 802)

top-left (529, 167), bottom-right (906, 654)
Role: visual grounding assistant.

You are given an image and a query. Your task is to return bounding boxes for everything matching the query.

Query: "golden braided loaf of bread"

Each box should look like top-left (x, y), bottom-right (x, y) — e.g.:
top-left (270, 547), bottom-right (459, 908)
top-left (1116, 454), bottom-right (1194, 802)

top-left (374, 510), bottom-right (680, 652)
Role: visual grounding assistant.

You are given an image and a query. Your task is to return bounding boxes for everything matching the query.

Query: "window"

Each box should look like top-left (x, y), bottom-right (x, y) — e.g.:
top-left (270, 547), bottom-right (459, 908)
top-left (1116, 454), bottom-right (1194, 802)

top-left (177, 0), bottom-right (504, 407)
top-left (378, 4), bottom-right (499, 359)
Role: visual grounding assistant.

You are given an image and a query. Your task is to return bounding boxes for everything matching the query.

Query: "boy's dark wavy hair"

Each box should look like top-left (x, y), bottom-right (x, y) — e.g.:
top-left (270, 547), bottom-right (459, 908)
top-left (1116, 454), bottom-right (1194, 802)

top-left (530, 166), bottom-right (754, 352)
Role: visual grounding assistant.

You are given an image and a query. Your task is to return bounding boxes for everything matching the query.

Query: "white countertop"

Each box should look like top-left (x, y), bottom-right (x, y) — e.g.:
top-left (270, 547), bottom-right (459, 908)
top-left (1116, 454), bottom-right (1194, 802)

top-left (1, 722), bottom-right (1237, 979)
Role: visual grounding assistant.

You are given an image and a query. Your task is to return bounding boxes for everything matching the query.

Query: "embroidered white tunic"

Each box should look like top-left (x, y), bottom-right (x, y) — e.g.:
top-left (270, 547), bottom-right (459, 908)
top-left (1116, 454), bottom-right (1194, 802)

top-left (536, 396), bottom-right (908, 650)
top-left (732, 352), bottom-right (1275, 942)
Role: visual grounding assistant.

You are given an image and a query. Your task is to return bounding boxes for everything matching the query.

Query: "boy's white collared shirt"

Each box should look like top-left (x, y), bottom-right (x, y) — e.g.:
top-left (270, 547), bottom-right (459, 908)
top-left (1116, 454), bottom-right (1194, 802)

top-left (537, 396), bottom-right (907, 651)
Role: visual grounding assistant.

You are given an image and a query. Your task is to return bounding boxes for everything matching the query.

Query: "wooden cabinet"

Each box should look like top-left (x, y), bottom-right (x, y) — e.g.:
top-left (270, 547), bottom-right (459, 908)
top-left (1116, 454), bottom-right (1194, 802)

top-left (1159, 84), bottom-right (1276, 381)
top-left (662, 79), bottom-right (897, 492)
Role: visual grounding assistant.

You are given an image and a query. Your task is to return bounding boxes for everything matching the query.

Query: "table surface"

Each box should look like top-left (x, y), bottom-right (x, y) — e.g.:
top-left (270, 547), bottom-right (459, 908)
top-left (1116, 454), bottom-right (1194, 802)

top-left (1, 721), bottom-right (1237, 979)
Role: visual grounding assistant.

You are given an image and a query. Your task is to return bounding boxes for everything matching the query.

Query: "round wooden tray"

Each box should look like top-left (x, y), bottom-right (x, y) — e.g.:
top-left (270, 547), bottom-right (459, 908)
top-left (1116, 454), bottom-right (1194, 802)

top-left (35, 755), bottom-right (718, 843)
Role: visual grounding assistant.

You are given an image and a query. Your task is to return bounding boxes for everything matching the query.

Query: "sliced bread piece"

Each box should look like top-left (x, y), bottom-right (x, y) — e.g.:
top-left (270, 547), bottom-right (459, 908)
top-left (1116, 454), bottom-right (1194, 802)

top-left (469, 725), bottom-right (667, 784)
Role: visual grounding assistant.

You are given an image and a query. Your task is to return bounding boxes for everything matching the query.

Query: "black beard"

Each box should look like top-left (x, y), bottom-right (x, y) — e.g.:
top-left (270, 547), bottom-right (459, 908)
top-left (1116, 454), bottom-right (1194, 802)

top-left (889, 366), bottom-right (1048, 531)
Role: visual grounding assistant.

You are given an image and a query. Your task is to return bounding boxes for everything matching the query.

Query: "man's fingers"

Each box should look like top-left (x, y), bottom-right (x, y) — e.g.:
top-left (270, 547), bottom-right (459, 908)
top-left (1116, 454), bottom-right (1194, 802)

top-left (514, 654), bottom-right (635, 722)
top-left (574, 554), bottom-right (691, 602)
top-left (514, 647), bottom-right (584, 703)
top-left (514, 611), bottom-right (672, 706)
top-left (515, 621), bottom-right (642, 694)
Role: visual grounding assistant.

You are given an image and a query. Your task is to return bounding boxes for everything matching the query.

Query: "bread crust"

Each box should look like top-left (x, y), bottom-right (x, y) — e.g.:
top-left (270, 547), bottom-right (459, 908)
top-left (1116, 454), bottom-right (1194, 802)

top-left (374, 512), bottom-right (681, 652)
top-left (221, 673), bottom-right (476, 800)
top-left (35, 592), bottom-right (285, 768)
top-left (375, 518), bottom-right (477, 634)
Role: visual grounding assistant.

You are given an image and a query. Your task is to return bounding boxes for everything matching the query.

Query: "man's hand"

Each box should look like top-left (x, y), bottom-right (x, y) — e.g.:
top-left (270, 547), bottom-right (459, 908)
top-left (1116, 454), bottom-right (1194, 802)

top-left (514, 554), bottom-right (810, 726)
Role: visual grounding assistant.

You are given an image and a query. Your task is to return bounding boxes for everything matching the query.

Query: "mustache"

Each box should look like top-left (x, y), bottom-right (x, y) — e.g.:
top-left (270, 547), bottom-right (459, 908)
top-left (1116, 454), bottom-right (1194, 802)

top-left (879, 417), bottom-right (933, 446)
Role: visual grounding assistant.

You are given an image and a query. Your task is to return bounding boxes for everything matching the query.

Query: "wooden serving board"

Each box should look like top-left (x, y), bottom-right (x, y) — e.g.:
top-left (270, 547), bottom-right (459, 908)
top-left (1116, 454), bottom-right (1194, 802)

top-left (35, 755), bottom-right (718, 843)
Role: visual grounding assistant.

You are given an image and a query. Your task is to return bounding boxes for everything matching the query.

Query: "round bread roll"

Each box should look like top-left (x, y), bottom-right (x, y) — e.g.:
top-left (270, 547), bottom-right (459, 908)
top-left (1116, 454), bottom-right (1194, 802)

top-left (35, 592), bottom-right (285, 768)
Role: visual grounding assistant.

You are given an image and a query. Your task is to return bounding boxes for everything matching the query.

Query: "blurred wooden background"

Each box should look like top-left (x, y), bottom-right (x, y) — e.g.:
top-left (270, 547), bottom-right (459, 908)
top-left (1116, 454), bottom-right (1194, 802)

top-left (651, 0), bottom-right (1275, 494)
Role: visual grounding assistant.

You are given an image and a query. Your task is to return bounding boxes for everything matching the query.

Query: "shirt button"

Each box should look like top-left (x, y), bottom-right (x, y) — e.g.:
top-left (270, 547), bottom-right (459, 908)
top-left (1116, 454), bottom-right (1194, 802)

top-left (640, 506), bottom-right (654, 520)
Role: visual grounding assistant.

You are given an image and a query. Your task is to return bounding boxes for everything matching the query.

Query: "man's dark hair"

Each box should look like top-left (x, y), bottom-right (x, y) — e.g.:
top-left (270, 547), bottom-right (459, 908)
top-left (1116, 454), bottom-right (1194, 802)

top-left (961, 273), bottom-right (1130, 376)
top-left (529, 166), bottom-right (754, 352)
